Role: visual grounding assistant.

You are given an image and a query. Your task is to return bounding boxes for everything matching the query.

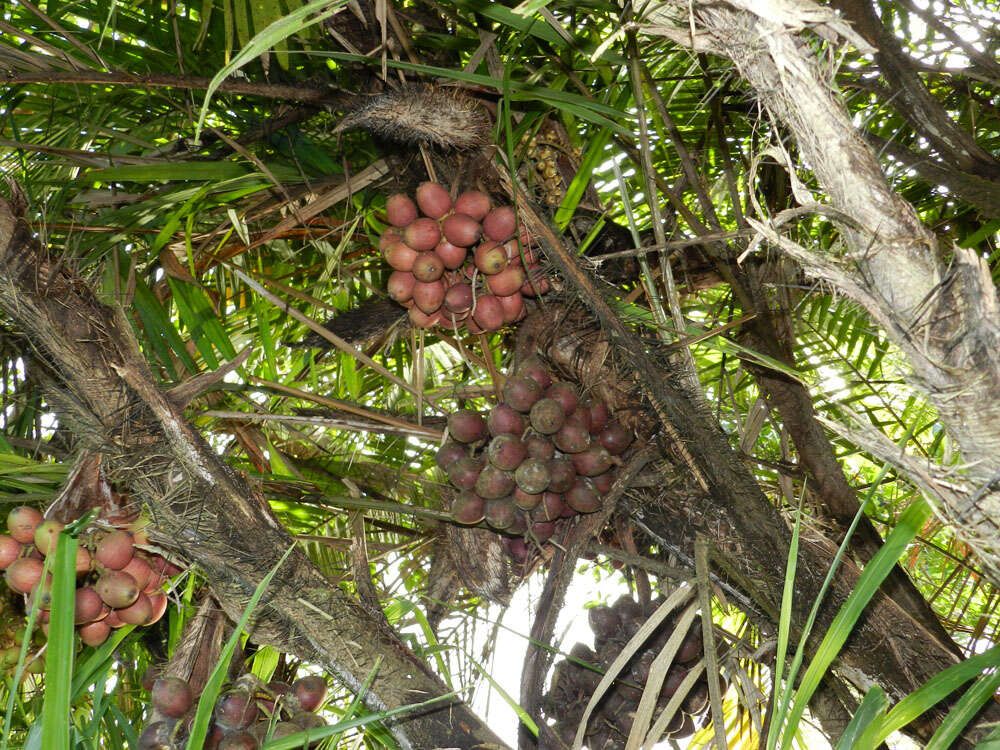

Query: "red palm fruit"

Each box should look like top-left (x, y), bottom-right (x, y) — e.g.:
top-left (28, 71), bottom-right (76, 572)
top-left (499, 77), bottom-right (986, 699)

top-left (383, 241), bottom-right (418, 272)
top-left (408, 306), bottom-right (441, 328)
top-left (435, 442), bottom-right (467, 469)
top-left (599, 421), bottom-right (633, 455)
top-left (532, 492), bottom-right (564, 522)
top-left (530, 521), bottom-right (555, 542)
top-left (7, 506), bottom-right (42, 544)
top-left (415, 181), bottom-right (452, 218)
top-left (74, 586), bottom-right (103, 624)
top-left (565, 405), bottom-right (592, 432)
top-left (75, 547), bottom-right (92, 575)
top-left (503, 239), bottom-right (538, 266)
top-left (0, 534), bottom-right (19, 570)
top-left (485, 265), bottom-right (525, 297)
top-left (488, 435), bottom-right (527, 471)
top-left (588, 605), bottom-right (621, 640)
top-left (514, 458), bottom-right (551, 495)
top-left (448, 410), bottom-right (487, 443)
top-left (411, 252), bottom-right (444, 282)
top-left (465, 316), bottom-right (485, 335)
top-left (153, 677), bottom-right (194, 718)
top-left (136, 721), bottom-right (172, 750)
top-left (293, 675), bottom-right (327, 712)
top-left (386, 194), bottom-right (418, 226)
top-left (525, 435), bottom-right (555, 460)
top-left (378, 226), bottom-right (403, 250)
top-left (591, 469), bottom-right (616, 494)
top-left (472, 294), bottom-right (504, 331)
top-left (451, 491), bottom-right (485, 524)
top-left (584, 396), bottom-right (609, 433)
top-left (484, 499), bottom-right (516, 530)
top-left (442, 213), bottom-right (482, 247)
top-left (404, 217), bottom-right (441, 251)
top-left (387, 271), bottom-right (415, 303)
top-left (677, 623), bottom-right (703, 663)
top-left (118, 592), bottom-right (154, 625)
top-left (513, 487), bottom-right (542, 510)
top-left (554, 422), bottom-right (590, 454)
top-left (529, 398), bottom-right (565, 435)
top-left (520, 266), bottom-right (551, 296)
top-left (412, 279), bottom-right (445, 314)
top-left (4, 557), bottom-right (43, 594)
top-left (216, 689), bottom-right (259, 729)
top-left (502, 375), bottom-right (543, 412)
top-left (684, 678), bottom-right (710, 715)
top-left (435, 239), bottom-right (467, 269)
top-left (566, 477), bottom-right (601, 513)
top-left (32, 520), bottom-right (63, 556)
top-left (499, 292), bottom-right (525, 324)
top-left (79, 620), bottom-right (111, 647)
top-left (474, 241), bottom-right (508, 275)
top-left (475, 465), bottom-right (516, 499)
top-left (613, 595), bottom-right (643, 624)
top-left (218, 733), bottom-right (257, 750)
top-left (447, 457), bottom-right (484, 491)
top-left (571, 446), bottom-right (614, 477)
top-left (141, 664), bottom-right (163, 692)
top-left (443, 283), bottom-right (474, 315)
top-left (96, 530), bottom-right (134, 570)
top-left (518, 356), bottom-right (552, 389)
top-left (104, 609), bottom-right (125, 628)
top-left (545, 382), bottom-right (579, 415)
top-left (547, 457), bottom-right (576, 493)
top-left (454, 190), bottom-right (491, 220)
top-left (95, 570), bottom-right (140, 609)
top-left (483, 206), bottom-right (517, 241)
top-left (503, 536), bottom-right (528, 563)
top-left (559, 501), bottom-right (576, 519)
top-left (147, 592), bottom-right (169, 624)
top-left (488, 404), bottom-right (526, 437)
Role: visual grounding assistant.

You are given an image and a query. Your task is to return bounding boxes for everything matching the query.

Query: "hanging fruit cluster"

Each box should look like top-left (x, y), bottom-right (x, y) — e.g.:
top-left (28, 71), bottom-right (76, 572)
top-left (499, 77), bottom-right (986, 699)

top-left (139, 673), bottom-right (329, 750)
top-left (543, 595), bottom-right (720, 749)
top-left (0, 592), bottom-right (45, 677)
top-left (435, 357), bottom-right (633, 563)
top-left (380, 182), bottom-right (551, 332)
top-left (0, 506), bottom-right (179, 648)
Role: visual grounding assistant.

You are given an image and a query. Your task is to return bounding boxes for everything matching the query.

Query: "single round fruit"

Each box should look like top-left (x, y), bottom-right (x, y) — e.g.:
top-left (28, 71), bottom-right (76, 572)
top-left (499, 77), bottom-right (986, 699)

top-left (613, 595), bottom-right (643, 624)
top-left (0, 534), bottom-right (19, 570)
top-left (566, 477), bottom-right (601, 513)
top-left (474, 241), bottom-right (508, 275)
top-left (600, 421), bottom-right (633, 455)
top-left (545, 382), bottom-right (579, 415)
top-left (454, 190), bottom-right (491, 220)
top-left (153, 677), bottom-right (193, 718)
top-left (447, 457), bottom-right (484, 491)
top-left (118, 592), bottom-right (154, 625)
top-left (484, 499), bottom-right (516, 530)
top-left (435, 240), bottom-right (467, 269)
top-left (485, 265), bottom-right (525, 297)
top-left (292, 711), bottom-right (326, 729)
top-left (415, 181), bottom-right (452, 219)
top-left (122, 556), bottom-right (154, 590)
top-left (442, 213), bottom-right (482, 247)
top-left (32, 520), bottom-right (63, 556)
top-left (571, 446), bottom-right (614, 477)
top-left (475, 465), bottom-right (516, 500)
top-left (383, 241), bottom-right (418, 272)
top-left (514, 458), bottom-right (551, 495)
top-left (411, 252), bottom-right (444, 283)
top-left (293, 675), bottom-right (327, 712)
top-left (487, 404), bottom-right (526, 437)
top-left (79, 619), bottom-right (111, 647)
top-left (379, 226), bottom-right (403, 250)
top-left (386, 194), bottom-right (418, 226)
top-left (504, 535), bottom-right (528, 563)
top-left (74, 586), bottom-right (103, 624)
top-left (677, 623), bottom-right (703, 663)
top-left (7, 506), bottom-right (42, 544)
top-left (443, 283), bottom-right (474, 315)
top-left (499, 292), bottom-right (525, 324)
top-left (585, 396), bottom-right (610, 433)
top-left (137, 722), bottom-right (173, 750)
top-left (547, 457), bottom-right (576, 493)
top-left (218, 733), bottom-right (258, 750)
top-left (435, 442), bottom-right (467, 470)
top-left (524, 435), bottom-right (555, 461)
top-left (564, 405), bottom-right (592, 432)
top-left (387, 271), bottom-right (416, 303)
top-left (518, 356), bottom-right (552, 389)
top-left (215, 689), bottom-right (258, 729)
top-left (448, 410), bottom-right (487, 443)
top-left (513, 487), bottom-right (542, 510)
top-left (529, 398), bottom-right (565, 435)
top-left (553, 422), bottom-right (590, 454)
top-left (147, 592), bottom-right (169, 624)
top-left (451, 492), bottom-right (485, 524)
top-left (412, 279), bottom-right (445, 314)
top-left (483, 206), bottom-right (517, 241)
top-left (94, 570), bottom-right (140, 609)
top-left (591, 470), bottom-right (616, 494)
top-left (588, 605), bottom-right (621, 639)
top-left (4, 557), bottom-right (43, 594)
top-left (96, 530), bottom-right (135, 570)
top-left (530, 521), bottom-right (555, 542)
top-left (472, 295), bottom-right (504, 331)
top-left (533, 492), bottom-right (564, 522)
top-left (502, 376), bottom-right (543, 412)
top-left (404, 217), bottom-right (441, 251)
top-left (408, 306), bottom-right (441, 328)
top-left (488, 434), bottom-right (527, 471)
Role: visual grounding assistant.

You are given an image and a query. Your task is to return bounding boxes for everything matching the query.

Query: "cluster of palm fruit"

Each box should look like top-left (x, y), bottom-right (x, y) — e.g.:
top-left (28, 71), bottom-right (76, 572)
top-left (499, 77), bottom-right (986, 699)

top-left (380, 181), bottom-right (550, 332)
top-left (543, 595), bottom-right (715, 749)
top-left (436, 358), bottom-right (633, 562)
top-left (140, 672), bottom-right (329, 749)
top-left (0, 592), bottom-right (45, 677)
top-left (0, 505), bottom-right (179, 647)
